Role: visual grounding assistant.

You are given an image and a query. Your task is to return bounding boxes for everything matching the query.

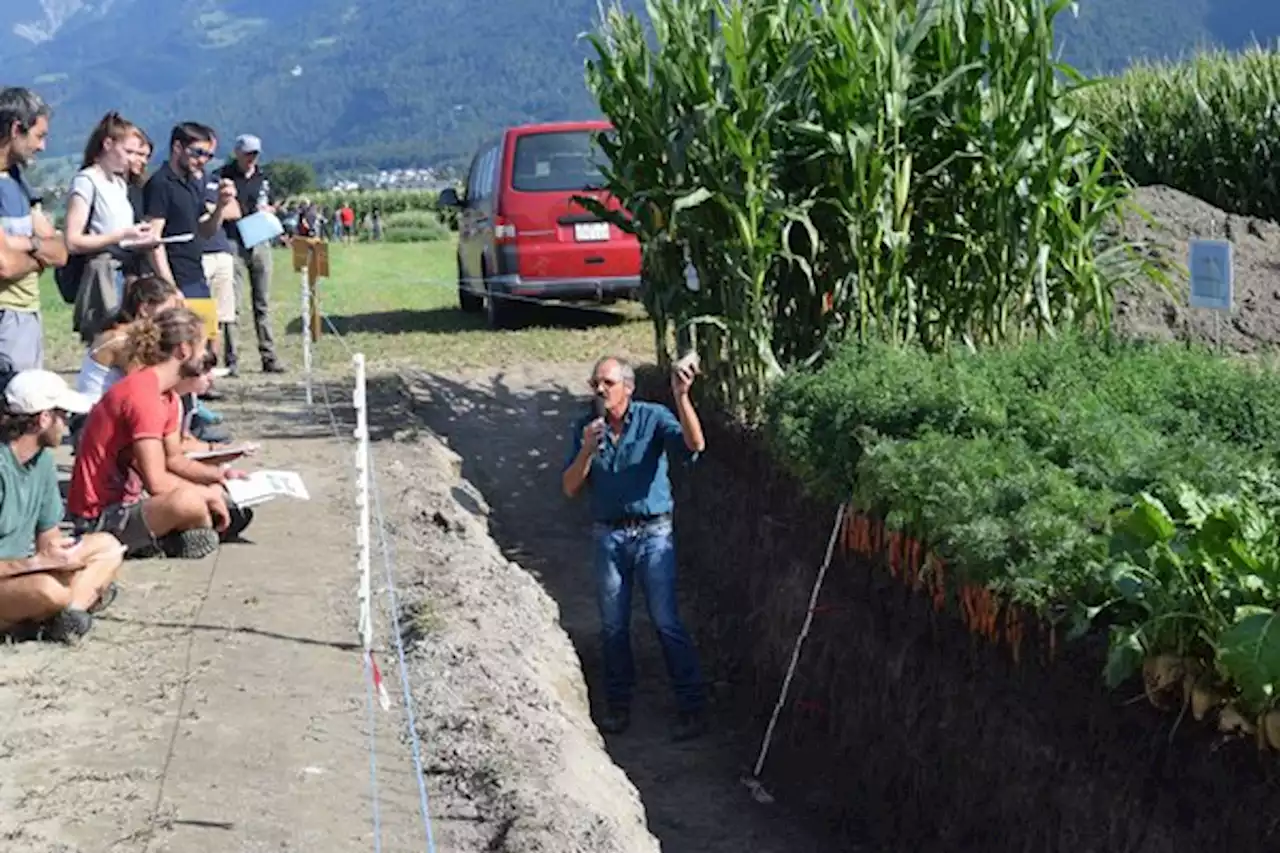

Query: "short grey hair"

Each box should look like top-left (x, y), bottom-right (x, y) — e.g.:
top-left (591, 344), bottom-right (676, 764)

top-left (592, 355), bottom-right (635, 388)
top-left (0, 88), bottom-right (49, 141)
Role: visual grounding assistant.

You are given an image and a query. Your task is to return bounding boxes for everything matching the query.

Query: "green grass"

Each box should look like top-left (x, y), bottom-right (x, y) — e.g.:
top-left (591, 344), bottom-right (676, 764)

top-left (39, 239), bottom-right (655, 374)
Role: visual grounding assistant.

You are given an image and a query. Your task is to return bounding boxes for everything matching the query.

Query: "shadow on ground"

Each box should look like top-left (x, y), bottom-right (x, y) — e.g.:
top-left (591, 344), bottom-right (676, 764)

top-left (285, 302), bottom-right (632, 337)
top-left (367, 366), bottom-right (841, 853)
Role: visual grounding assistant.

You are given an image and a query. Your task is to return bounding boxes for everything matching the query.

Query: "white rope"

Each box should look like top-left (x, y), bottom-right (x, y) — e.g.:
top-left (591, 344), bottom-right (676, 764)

top-left (746, 502), bottom-right (848, 790)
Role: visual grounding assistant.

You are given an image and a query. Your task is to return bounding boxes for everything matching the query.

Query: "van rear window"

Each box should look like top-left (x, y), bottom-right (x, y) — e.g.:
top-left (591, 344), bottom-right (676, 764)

top-left (511, 131), bottom-right (610, 192)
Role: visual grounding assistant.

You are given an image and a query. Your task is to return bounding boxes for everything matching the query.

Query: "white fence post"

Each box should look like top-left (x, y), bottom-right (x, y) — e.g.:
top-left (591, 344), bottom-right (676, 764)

top-left (353, 353), bottom-right (372, 652)
top-left (301, 268), bottom-right (313, 406)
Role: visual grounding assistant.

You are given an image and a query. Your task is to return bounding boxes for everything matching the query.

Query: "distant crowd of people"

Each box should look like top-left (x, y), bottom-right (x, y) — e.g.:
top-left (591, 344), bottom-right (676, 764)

top-left (280, 200), bottom-right (380, 243)
top-left (0, 86), bottom-right (284, 644)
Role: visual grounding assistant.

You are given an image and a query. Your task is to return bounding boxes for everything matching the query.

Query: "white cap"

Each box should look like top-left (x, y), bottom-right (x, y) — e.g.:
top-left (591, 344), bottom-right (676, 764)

top-left (5, 370), bottom-right (92, 415)
top-left (235, 134), bottom-right (262, 154)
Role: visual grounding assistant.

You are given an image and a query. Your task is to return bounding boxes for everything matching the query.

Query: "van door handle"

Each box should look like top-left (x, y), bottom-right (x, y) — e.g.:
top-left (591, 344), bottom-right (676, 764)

top-left (585, 256), bottom-right (605, 264)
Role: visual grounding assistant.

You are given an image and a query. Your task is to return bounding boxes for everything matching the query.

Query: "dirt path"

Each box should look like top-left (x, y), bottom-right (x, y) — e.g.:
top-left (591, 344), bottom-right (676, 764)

top-left (402, 363), bottom-right (843, 853)
top-left (0, 379), bottom-right (430, 852)
top-left (0, 375), bottom-right (659, 853)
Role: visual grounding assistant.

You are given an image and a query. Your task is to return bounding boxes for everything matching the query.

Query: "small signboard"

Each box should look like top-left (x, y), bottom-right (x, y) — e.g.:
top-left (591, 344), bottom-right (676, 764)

top-left (292, 239), bottom-right (310, 272)
top-left (311, 240), bottom-right (330, 278)
top-left (1188, 239), bottom-right (1233, 312)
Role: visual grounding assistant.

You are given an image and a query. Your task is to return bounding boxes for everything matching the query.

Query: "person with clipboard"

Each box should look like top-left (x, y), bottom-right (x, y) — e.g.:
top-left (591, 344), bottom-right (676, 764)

top-left (0, 368), bottom-right (124, 644)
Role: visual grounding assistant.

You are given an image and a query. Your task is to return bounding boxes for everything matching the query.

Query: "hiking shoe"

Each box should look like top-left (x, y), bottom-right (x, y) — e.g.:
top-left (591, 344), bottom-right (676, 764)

top-left (262, 361), bottom-right (287, 374)
top-left (220, 505), bottom-right (255, 542)
top-left (597, 706), bottom-right (631, 735)
top-left (88, 582), bottom-right (118, 615)
top-left (160, 527), bottom-right (220, 559)
top-left (671, 710), bottom-right (708, 742)
top-left (40, 608), bottom-right (93, 644)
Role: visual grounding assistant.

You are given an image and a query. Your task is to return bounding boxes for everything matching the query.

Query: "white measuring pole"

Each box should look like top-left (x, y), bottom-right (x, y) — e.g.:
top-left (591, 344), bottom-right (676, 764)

top-left (300, 267), bottom-right (313, 406)
top-left (352, 353), bottom-right (373, 651)
top-left (749, 502), bottom-right (847, 782)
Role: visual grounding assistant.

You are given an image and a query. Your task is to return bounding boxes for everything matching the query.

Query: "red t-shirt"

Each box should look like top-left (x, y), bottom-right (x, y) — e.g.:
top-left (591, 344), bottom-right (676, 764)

top-left (68, 368), bottom-right (181, 519)
top-left (340, 207), bottom-right (354, 226)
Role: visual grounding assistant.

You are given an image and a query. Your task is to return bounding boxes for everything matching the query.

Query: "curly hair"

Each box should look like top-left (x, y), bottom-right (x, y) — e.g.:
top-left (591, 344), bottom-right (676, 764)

top-left (125, 306), bottom-right (204, 370)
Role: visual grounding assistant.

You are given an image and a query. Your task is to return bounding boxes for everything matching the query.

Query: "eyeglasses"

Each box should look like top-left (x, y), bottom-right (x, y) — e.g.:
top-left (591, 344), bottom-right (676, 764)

top-left (186, 145), bottom-right (215, 159)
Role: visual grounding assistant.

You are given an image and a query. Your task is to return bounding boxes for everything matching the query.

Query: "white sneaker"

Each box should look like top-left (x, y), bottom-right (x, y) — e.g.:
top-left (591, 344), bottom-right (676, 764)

top-left (211, 367), bottom-right (232, 379)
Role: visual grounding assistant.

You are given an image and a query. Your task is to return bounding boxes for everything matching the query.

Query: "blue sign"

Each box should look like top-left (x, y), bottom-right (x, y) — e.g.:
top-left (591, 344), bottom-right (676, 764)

top-left (1188, 239), bottom-right (1233, 311)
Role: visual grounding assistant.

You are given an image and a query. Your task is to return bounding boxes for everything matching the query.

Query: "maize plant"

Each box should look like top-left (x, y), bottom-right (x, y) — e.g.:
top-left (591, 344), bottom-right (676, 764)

top-left (582, 0), bottom-right (1152, 419)
top-left (1076, 46), bottom-right (1280, 222)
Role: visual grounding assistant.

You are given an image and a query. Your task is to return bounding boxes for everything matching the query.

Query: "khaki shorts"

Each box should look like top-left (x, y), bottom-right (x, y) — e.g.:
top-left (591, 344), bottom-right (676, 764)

top-left (201, 252), bottom-right (237, 324)
top-left (71, 502), bottom-right (155, 557)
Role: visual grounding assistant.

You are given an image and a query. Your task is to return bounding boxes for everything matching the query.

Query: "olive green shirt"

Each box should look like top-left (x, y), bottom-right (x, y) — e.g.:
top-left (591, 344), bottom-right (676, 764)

top-left (0, 445), bottom-right (63, 559)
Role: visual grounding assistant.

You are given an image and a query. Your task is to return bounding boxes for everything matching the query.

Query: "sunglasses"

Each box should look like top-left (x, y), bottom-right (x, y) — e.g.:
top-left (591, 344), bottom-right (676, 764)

top-left (186, 145), bottom-right (215, 159)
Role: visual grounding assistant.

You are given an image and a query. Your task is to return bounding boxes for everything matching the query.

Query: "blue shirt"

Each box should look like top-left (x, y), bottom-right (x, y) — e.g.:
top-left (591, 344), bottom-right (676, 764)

top-left (564, 400), bottom-right (698, 522)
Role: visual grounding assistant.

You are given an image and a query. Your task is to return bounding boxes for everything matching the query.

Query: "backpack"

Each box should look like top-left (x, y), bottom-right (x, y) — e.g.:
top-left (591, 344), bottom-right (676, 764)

top-left (55, 178), bottom-right (97, 304)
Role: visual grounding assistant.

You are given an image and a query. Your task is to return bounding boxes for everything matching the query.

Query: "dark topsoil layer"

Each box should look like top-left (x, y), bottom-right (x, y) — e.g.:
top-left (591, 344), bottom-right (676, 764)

top-left (658, 409), bottom-right (1280, 852)
top-left (639, 186), bottom-right (1280, 853)
top-left (1116, 185), bottom-right (1280, 352)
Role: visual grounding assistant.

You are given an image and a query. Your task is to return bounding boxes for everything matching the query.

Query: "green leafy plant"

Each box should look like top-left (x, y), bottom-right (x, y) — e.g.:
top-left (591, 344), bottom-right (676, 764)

top-left (583, 0), bottom-right (1156, 420)
top-left (1091, 476), bottom-right (1280, 719)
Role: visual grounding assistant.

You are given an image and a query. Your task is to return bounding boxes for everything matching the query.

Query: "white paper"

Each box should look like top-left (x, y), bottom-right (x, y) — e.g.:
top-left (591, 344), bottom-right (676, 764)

top-left (225, 470), bottom-right (310, 508)
top-left (119, 233), bottom-right (194, 249)
top-left (236, 211), bottom-right (285, 249)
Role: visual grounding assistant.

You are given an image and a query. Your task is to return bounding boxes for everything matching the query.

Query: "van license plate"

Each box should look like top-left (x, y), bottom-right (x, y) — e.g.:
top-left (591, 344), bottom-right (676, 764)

top-left (574, 222), bottom-right (610, 242)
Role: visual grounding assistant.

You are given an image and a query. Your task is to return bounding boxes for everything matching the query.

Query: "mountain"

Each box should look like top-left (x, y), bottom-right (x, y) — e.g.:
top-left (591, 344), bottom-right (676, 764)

top-left (0, 0), bottom-right (1278, 173)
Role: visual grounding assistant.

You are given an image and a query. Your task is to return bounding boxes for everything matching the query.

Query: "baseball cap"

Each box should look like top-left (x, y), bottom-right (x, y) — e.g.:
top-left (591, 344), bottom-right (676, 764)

top-left (4, 370), bottom-right (92, 415)
top-left (235, 134), bottom-right (262, 154)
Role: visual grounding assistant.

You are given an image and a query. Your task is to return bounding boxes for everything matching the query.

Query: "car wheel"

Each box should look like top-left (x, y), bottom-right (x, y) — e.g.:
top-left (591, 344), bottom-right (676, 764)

top-left (484, 272), bottom-right (517, 330)
top-left (458, 259), bottom-right (483, 313)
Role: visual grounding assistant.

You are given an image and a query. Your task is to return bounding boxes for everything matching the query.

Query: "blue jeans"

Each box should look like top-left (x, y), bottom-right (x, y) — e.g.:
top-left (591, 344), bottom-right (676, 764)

top-left (593, 518), bottom-right (704, 714)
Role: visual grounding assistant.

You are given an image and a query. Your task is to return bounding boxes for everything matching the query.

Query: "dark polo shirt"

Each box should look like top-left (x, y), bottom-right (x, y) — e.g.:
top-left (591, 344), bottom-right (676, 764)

top-left (218, 160), bottom-right (269, 248)
top-left (143, 161), bottom-right (209, 297)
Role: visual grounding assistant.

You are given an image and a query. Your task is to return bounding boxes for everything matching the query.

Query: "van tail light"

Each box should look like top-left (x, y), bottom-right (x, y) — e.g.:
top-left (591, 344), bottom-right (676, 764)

top-left (494, 217), bottom-right (517, 243)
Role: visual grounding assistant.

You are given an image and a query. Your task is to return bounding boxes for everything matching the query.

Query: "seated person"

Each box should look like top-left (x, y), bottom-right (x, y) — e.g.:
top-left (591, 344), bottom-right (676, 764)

top-left (76, 274), bottom-right (182, 407)
top-left (67, 307), bottom-right (242, 560)
top-left (0, 369), bottom-right (125, 643)
top-left (127, 339), bottom-right (256, 536)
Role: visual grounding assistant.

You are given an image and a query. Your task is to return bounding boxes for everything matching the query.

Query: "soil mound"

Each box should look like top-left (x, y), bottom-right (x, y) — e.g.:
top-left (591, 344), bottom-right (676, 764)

top-left (1115, 185), bottom-right (1280, 352)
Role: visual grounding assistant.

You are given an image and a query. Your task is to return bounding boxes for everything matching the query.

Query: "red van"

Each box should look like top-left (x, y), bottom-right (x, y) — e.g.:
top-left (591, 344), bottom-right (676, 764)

top-left (438, 120), bottom-right (642, 329)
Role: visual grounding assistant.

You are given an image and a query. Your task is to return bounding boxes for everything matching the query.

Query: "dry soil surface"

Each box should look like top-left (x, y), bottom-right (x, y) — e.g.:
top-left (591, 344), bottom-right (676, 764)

top-left (1116, 184), bottom-right (1280, 352)
top-left (0, 374), bottom-right (659, 853)
top-left (400, 362), bottom-right (845, 853)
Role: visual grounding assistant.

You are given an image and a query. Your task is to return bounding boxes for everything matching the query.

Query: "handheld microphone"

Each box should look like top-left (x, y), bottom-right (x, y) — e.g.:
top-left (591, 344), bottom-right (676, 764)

top-left (592, 395), bottom-right (607, 454)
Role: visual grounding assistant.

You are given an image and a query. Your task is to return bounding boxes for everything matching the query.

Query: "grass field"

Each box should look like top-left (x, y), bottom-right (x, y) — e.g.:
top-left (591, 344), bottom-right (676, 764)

top-left (38, 240), bottom-right (655, 374)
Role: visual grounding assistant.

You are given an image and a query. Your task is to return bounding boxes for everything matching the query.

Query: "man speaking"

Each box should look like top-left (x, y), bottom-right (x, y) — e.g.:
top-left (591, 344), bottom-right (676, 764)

top-left (562, 355), bottom-right (708, 741)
